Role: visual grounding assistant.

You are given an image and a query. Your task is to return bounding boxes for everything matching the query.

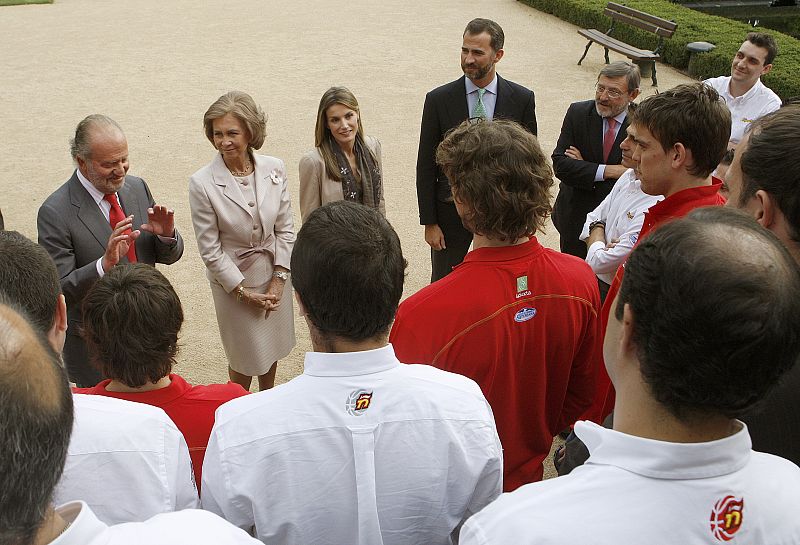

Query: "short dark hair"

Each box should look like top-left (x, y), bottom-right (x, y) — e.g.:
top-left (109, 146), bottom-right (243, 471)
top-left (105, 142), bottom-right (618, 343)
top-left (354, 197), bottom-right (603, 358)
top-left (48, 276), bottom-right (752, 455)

top-left (747, 31), bottom-right (778, 65)
top-left (0, 231), bottom-right (60, 335)
top-left (291, 202), bottom-right (406, 343)
top-left (82, 264), bottom-right (183, 387)
top-left (739, 105), bottom-right (800, 244)
top-left (464, 18), bottom-right (504, 51)
top-left (615, 206), bottom-right (800, 420)
top-left (0, 304), bottom-right (73, 545)
top-left (436, 119), bottom-right (553, 241)
top-left (632, 83), bottom-right (730, 178)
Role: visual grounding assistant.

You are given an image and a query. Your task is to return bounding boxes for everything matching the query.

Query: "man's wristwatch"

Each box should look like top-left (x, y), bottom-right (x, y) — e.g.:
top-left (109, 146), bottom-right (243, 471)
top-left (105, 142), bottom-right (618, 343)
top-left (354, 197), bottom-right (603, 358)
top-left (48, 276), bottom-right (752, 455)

top-left (589, 220), bottom-right (606, 232)
top-left (272, 270), bottom-right (290, 281)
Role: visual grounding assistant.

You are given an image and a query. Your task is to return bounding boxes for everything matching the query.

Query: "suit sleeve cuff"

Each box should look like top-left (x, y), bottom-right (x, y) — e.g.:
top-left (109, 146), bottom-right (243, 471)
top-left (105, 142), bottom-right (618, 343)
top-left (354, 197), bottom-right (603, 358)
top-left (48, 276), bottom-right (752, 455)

top-left (594, 165), bottom-right (606, 182)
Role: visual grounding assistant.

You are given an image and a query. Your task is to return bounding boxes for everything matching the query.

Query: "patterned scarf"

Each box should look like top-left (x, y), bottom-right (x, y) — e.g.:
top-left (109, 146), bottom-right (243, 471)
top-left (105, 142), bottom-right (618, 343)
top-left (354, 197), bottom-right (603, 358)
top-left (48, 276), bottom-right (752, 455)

top-left (331, 136), bottom-right (382, 209)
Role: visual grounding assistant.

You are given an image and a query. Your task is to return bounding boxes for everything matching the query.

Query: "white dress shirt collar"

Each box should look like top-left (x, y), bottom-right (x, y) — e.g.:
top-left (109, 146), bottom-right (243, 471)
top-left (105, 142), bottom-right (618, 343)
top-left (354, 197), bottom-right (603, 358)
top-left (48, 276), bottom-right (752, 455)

top-left (576, 419), bottom-right (751, 480)
top-left (303, 344), bottom-right (400, 377)
top-left (724, 76), bottom-right (765, 102)
top-left (75, 168), bottom-right (108, 205)
top-left (54, 501), bottom-right (108, 545)
top-left (465, 73), bottom-right (498, 96)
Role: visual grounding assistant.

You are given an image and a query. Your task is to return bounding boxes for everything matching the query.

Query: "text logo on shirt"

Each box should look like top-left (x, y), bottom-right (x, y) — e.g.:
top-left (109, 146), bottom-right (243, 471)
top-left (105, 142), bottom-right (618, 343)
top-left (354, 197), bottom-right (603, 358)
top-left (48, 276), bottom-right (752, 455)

top-left (515, 275), bottom-right (531, 299)
top-left (346, 390), bottom-right (373, 416)
top-left (514, 307), bottom-right (537, 322)
top-left (709, 495), bottom-right (744, 541)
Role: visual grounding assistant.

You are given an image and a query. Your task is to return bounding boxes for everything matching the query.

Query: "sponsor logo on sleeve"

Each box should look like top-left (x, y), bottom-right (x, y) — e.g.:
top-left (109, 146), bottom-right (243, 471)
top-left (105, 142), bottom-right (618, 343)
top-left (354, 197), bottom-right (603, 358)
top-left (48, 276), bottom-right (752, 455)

top-left (514, 307), bottom-right (537, 322)
top-left (346, 390), bottom-right (373, 416)
top-left (629, 233), bottom-right (638, 245)
top-left (710, 495), bottom-right (744, 541)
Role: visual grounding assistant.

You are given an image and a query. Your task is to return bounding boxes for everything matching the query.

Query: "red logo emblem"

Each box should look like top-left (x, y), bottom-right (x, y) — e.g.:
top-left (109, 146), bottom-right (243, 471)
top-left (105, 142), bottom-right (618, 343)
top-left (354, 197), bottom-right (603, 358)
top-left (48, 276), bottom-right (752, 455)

top-left (710, 495), bottom-right (744, 541)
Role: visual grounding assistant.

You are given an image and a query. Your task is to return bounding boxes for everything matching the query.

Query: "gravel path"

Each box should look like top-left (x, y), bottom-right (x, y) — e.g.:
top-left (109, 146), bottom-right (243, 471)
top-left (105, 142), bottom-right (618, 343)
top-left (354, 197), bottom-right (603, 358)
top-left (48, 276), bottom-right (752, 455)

top-left (1, 0), bottom-right (693, 474)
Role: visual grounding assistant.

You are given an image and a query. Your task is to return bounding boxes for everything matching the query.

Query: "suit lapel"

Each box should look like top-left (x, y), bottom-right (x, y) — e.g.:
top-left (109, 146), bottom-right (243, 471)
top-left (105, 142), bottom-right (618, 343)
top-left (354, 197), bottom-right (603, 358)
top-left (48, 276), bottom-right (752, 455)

top-left (609, 114), bottom-right (630, 164)
top-left (589, 106), bottom-right (605, 162)
top-left (494, 74), bottom-right (514, 119)
top-left (211, 153), bottom-right (253, 218)
top-left (254, 154), bottom-right (277, 232)
top-left (117, 178), bottom-right (142, 226)
top-left (445, 76), bottom-right (469, 126)
top-left (69, 174), bottom-right (111, 250)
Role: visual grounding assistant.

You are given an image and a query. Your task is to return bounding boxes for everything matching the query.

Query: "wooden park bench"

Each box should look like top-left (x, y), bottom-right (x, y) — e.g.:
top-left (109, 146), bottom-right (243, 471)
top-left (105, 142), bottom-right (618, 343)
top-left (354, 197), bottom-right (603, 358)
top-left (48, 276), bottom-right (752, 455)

top-left (577, 2), bottom-right (677, 87)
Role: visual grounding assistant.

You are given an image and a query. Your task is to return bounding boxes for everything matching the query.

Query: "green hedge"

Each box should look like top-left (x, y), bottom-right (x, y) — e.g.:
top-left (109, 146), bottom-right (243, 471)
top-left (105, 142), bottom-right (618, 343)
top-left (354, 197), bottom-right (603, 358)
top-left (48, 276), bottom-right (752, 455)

top-left (517, 0), bottom-right (800, 99)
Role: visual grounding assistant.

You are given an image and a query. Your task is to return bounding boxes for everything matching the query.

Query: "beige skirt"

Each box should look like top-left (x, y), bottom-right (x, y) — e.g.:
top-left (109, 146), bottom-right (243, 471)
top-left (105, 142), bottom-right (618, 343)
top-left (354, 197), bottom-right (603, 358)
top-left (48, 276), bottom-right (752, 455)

top-left (210, 279), bottom-right (296, 376)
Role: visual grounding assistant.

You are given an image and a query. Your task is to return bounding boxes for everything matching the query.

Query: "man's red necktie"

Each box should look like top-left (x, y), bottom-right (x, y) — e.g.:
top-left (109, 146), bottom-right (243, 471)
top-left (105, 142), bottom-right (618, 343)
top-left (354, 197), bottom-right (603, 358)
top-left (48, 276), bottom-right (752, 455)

top-left (603, 117), bottom-right (617, 163)
top-left (104, 193), bottom-right (137, 263)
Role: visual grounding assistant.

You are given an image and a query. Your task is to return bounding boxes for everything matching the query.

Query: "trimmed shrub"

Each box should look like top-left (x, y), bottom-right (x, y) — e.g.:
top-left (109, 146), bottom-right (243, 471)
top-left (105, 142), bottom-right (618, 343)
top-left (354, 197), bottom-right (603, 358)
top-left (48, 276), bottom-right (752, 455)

top-left (518, 0), bottom-right (800, 99)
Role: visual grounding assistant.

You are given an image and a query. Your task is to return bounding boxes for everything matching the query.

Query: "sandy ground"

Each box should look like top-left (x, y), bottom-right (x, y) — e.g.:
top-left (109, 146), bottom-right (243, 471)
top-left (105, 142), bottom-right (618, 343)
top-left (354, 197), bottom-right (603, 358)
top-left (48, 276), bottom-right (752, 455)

top-left (1, 0), bottom-right (693, 477)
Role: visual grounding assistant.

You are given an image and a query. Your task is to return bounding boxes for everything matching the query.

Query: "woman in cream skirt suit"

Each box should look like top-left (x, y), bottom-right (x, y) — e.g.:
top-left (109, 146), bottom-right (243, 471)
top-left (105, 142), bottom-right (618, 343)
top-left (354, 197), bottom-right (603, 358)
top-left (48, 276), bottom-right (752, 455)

top-left (189, 91), bottom-right (295, 391)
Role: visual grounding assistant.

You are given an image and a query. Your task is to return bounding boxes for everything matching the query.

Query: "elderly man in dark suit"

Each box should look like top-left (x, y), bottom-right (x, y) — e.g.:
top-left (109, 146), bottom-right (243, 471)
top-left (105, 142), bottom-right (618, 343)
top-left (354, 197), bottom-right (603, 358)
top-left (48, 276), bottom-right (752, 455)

top-left (417, 18), bottom-right (537, 282)
top-left (552, 62), bottom-right (640, 259)
top-left (37, 114), bottom-right (183, 386)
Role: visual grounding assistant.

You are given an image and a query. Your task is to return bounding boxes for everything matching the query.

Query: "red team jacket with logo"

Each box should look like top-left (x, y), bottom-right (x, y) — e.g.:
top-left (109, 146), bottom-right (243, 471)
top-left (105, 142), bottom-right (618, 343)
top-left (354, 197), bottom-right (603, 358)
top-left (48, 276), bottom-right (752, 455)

top-left (390, 237), bottom-right (600, 491)
top-left (583, 181), bottom-right (726, 423)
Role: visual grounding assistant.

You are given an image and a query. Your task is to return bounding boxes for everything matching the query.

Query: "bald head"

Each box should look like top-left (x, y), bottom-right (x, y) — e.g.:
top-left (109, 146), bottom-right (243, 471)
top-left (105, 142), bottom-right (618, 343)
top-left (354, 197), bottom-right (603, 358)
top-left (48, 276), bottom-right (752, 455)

top-left (613, 206), bottom-right (800, 420)
top-left (0, 304), bottom-right (73, 545)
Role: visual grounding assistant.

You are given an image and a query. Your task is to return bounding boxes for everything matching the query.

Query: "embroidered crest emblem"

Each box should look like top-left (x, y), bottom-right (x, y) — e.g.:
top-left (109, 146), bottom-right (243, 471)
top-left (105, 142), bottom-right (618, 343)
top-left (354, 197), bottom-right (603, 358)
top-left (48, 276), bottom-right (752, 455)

top-left (626, 210), bottom-right (634, 220)
top-left (514, 307), bottom-right (537, 322)
top-left (516, 276), bottom-right (528, 292)
top-left (709, 495), bottom-right (744, 541)
top-left (346, 390), bottom-right (373, 416)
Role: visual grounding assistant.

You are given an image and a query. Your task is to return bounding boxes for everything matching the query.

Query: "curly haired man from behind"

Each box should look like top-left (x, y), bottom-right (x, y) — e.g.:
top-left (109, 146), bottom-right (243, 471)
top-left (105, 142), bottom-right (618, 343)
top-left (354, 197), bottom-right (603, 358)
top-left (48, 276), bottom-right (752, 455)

top-left (391, 119), bottom-right (599, 491)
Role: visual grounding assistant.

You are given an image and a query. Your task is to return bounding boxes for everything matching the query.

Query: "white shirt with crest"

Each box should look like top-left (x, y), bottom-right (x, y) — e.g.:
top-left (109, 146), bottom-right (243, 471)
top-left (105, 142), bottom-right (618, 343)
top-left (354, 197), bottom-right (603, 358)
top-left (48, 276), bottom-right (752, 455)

top-left (202, 344), bottom-right (502, 545)
top-left (460, 420), bottom-right (800, 545)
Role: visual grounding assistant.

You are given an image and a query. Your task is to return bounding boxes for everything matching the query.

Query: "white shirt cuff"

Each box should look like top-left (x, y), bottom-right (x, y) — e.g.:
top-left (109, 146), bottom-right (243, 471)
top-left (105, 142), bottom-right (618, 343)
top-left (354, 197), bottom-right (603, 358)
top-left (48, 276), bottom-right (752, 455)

top-left (594, 165), bottom-right (606, 182)
top-left (95, 258), bottom-right (105, 278)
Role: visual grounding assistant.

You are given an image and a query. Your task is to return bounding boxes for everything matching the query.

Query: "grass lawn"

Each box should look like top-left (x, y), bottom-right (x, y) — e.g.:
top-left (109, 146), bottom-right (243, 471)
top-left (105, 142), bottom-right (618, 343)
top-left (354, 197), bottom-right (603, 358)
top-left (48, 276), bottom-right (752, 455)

top-left (0, 0), bottom-right (52, 5)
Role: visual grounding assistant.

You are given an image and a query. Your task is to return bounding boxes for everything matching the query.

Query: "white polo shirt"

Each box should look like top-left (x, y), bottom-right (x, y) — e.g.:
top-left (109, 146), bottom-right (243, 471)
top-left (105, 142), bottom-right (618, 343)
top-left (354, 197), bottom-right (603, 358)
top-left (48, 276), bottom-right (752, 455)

top-left (53, 501), bottom-right (261, 544)
top-left (202, 344), bottom-right (502, 545)
top-left (54, 395), bottom-right (199, 524)
top-left (580, 168), bottom-right (663, 284)
top-left (461, 420), bottom-right (800, 545)
top-left (704, 76), bottom-right (782, 144)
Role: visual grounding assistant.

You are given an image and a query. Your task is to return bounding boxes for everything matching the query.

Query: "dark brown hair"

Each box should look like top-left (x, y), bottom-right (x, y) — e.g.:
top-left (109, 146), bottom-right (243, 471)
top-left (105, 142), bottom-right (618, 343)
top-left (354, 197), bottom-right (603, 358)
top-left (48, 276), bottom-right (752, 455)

top-left (631, 83), bottom-right (730, 178)
top-left (739, 105), bottom-right (800, 242)
top-left (464, 18), bottom-right (504, 51)
top-left (747, 32), bottom-right (778, 65)
top-left (82, 264), bottom-right (183, 387)
top-left (436, 119), bottom-right (553, 241)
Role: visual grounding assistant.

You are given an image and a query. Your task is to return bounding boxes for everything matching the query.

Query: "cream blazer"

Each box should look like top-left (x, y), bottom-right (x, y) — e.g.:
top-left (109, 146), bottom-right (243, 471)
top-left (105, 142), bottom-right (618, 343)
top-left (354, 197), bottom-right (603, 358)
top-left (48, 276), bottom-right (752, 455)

top-left (298, 135), bottom-right (385, 221)
top-left (189, 153), bottom-right (295, 292)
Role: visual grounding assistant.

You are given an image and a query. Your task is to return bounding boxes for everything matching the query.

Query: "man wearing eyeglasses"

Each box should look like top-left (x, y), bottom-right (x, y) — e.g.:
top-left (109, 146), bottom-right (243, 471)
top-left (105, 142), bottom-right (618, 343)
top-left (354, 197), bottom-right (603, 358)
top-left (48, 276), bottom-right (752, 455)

top-left (552, 62), bottom-right (640, 259)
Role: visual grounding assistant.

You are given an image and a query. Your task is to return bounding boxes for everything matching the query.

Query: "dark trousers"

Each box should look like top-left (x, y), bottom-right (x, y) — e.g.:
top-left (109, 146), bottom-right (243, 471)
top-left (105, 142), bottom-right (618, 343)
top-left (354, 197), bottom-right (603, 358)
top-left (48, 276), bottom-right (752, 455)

top-left (64, 331), bottom-right (102, 387)
top-left (430, 200), bottom-right (473, 283)
top-left (598, 278), bottom-right (611, 303)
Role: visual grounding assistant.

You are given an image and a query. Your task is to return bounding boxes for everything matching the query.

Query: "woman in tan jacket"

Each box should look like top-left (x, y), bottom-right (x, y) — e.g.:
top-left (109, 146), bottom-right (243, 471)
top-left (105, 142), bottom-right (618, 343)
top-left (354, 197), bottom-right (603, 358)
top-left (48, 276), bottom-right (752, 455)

top-left (189, 91), bottom-right (295, 391)
top-left (298, 87), bottom-right (385, 221)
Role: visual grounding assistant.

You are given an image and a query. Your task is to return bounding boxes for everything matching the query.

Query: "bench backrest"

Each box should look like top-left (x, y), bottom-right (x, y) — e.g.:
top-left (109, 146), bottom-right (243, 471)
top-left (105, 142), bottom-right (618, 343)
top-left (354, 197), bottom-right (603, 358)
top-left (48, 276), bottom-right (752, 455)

top-left (605, 2), bottom-right (677, 38)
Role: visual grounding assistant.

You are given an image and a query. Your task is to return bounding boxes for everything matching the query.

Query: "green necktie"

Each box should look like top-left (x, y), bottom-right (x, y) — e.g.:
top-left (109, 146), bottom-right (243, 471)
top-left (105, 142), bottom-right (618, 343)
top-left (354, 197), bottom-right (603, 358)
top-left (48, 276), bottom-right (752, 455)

top-left (472, 88), bottom-right (487, 119)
